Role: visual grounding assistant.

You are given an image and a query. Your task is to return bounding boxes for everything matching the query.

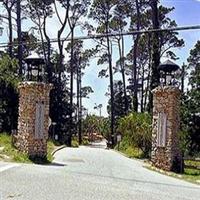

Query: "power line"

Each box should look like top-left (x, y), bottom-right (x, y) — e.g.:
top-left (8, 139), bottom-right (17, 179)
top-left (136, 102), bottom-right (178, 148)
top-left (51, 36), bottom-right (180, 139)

top-left (0, 25), bottom-right (200, 49)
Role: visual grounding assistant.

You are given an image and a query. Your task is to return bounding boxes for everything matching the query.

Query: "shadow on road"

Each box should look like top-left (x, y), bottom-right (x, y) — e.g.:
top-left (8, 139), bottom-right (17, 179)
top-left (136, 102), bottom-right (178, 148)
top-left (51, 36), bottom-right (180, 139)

top-left (48, 162), bottom-right (67, 167)
top-left (33, 162), bottom-right (67, 167)
top-left (68, 170), bottom-right (199, 190)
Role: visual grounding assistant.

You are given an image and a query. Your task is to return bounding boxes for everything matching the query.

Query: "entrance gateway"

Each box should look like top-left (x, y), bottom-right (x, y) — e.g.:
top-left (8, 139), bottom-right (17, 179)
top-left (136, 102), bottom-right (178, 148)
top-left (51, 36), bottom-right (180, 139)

top-left (12, 26), bottom-right (193, 164)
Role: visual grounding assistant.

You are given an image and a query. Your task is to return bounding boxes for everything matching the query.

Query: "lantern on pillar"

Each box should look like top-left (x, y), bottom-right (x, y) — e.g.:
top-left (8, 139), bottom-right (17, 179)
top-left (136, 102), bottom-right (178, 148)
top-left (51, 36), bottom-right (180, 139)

top-left (158, 60), bottom-right (180, 86)
top-left (24, 52), bottom-right (45, 82)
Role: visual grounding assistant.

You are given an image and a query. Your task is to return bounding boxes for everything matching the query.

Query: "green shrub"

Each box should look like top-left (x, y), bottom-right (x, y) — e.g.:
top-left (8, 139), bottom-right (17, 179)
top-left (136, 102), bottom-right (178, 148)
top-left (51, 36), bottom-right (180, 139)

top-left (82, 115), bottom-right (110, 139)
top-left (117, 112), bottom-right (152, 157)
top-left (71, 137), bottom-right (79, 148)
top-left (82, 138), bottom-right (90, 145)
top-left (116, 136), bottom-right (144, 158)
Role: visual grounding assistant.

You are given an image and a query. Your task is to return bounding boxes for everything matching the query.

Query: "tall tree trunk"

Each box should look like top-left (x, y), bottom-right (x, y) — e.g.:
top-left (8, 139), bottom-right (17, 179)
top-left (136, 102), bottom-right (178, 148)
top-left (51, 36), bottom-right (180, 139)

top-left (140, 64), bottom-right (145, 113)
top-left (132, 0), bottom-right (141, 112)
top-left (144, 33), bottom-right (152, 112)
top-left (133, 39), bottom-right (139, 112)
top-left (144, 69), bottom-right (151, 112)
top-left (57, 7), bottom-right (69, 81)
top-left (38, 17), bottom-right (47, 62)
top-left (69, 28), bottom-right (75, 147)
top-left (118, 37), bottom-right (128, 114)
top-left (181, 63), bottom-right (186, 93)
top-left (43, 18), bottom-right (52, 82)
top-left (148, 0), bottom-right (160, 113)
top-left (79, 77), bottom-right (83, 145)
top-left (76, 60), bottom-right (80, 144)
top-left (16, 0), bottom-right (23, 75)
top-left (8, 8), bottom-right (13, 58)
top-left (57, 40), bottom-right (63, 81)
top-left (106, 21), bottom-right (114, 147)
top-left (77, 60), bottom-right (82, 144)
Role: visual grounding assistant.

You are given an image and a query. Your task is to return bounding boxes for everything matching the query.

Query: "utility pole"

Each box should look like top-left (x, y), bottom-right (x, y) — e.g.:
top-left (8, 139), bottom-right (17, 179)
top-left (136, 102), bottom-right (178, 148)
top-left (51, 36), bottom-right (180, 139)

top-left (16, 0), bottom-right (23, 76)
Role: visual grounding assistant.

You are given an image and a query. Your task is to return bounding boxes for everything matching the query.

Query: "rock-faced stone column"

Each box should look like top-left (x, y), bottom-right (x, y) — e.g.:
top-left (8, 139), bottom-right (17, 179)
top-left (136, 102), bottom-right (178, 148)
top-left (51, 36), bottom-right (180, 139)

top-left (16, 82), bottom-right (52, 159)
top-left (151, 86), bottom-right (183, 173)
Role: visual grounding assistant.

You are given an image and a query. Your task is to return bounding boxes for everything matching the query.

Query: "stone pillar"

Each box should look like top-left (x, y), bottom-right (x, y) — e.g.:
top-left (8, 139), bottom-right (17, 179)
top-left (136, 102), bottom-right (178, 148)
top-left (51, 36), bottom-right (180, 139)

top-left (16, 82), bottom-right (52, 159)
top-left (151, 86), bottom-right (183, 173)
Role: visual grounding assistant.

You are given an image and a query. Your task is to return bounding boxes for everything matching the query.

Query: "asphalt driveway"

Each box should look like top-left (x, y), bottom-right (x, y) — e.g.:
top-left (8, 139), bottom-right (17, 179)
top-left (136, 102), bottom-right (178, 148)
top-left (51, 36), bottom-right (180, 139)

top-left (0, 144), bottom-right (199, 200)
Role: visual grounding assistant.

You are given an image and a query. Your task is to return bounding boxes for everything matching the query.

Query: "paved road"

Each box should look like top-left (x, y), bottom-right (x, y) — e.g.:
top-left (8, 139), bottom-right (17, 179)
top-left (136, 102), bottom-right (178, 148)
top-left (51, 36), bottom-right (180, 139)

top-left (0, 144), bottom-right (200, 200)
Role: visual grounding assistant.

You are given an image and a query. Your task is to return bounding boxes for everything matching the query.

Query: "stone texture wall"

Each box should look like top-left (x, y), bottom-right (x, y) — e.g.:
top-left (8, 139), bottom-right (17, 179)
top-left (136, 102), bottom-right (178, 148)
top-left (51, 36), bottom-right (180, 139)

top-left (15, 82), bottom-right (52, 159)
top-left (151, 86), bottom-right (183, 173)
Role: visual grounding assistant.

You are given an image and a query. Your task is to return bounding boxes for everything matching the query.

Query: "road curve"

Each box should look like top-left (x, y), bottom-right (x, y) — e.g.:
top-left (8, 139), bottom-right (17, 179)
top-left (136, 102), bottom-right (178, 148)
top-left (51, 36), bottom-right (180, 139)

top-left (53, 145), bottom-right (200, 200)
top-left (0, 145), bottom-right (199, 200)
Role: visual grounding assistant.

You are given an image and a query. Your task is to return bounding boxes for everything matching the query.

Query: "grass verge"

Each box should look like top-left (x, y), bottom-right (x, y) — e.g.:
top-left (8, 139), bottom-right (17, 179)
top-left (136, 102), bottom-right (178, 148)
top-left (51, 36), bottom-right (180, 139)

top-left (115, 138), bottom-right (145, 159)
top-left (146, 161), bottom-right (200, 185)
top-left (0, 133), bottom-right (57, 164)
top-left (71, 136), bottom-right (90, 147)
top-left (115, 145), bottom-right (144, 159)
top-left (115, 137), bottom-right (200, 184)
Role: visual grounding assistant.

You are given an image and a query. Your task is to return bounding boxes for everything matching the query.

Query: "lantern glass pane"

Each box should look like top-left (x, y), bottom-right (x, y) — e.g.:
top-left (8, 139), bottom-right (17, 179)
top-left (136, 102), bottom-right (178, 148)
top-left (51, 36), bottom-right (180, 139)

top-left (41, 67), bottom-right (44, 75)
top-left (32, 69), bottom-right (38, 77)
top-left (160, 78), bottom-right (165, 85)
top-left (166, 74), bottom-right (172, 85)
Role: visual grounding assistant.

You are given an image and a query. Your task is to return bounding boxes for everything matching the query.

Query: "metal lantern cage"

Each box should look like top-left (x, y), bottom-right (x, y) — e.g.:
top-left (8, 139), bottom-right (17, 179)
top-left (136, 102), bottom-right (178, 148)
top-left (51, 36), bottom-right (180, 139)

top-left (158, 60), bottom-right (180, 86)
top-left (24, 53), bottom-right (45, 82)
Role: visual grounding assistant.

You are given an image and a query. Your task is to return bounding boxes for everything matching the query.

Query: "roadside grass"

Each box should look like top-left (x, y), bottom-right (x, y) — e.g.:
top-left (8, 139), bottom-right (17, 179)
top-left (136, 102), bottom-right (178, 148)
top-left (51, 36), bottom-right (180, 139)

top-left (71, 136), bottom-right (90, 147)
top-left (115, 145), bottom-right (144, 159)
top-left (82, 137), bottom-right (90, 146)
top-left (0, 133), bottom-right (57, 164)
top-left (183, 160), bottom-right (200, 183)
top-left (47, 140), bottom-right (57, 162)
top-left (0, 133), bottom-right (30, 163)
top-left (115, 138), bottom-right (200, 184)
top-left (146, 161), bottom-right (200, 185)
top-left (71, 137), bottom-right (79, 148)
top-left (115, 138), bottom-right (145, 159)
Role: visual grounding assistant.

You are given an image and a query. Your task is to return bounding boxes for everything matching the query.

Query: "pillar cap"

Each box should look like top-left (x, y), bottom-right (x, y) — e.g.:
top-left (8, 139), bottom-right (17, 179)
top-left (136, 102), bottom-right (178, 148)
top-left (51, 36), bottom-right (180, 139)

top-left (18, 81), bottom-right (53, 89)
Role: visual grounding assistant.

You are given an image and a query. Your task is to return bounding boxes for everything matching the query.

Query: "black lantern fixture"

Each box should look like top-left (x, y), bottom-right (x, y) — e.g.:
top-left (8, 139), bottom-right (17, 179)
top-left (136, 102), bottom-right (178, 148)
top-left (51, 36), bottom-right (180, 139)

top-left (158, 59), bottom-right (180, 86)
top-left (24, 52), bottom-right (45, 82)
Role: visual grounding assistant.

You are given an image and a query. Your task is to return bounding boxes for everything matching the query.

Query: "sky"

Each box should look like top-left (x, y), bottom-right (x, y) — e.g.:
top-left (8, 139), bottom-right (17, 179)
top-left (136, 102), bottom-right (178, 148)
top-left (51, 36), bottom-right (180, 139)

top-left (83, 0), bottom-right (200, 116)
top-left (161, 0), bottom-right (200, 65)
top-left (0, 0), bottom-right (200, 116)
